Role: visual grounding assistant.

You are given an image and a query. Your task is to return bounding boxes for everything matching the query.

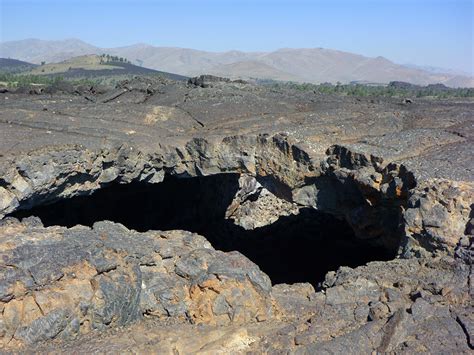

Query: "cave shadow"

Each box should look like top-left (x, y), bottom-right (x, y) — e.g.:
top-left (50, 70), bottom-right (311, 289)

top-left (10, 173), bottom-right (395, 286)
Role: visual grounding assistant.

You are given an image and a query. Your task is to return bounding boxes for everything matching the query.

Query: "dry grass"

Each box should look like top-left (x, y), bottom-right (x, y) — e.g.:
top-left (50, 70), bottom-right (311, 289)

top-left (27, 55), bottom-right (123, 75)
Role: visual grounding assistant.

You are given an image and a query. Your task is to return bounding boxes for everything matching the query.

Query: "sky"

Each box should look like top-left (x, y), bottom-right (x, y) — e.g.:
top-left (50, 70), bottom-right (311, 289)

top-left (1, 0), bottom-right (473, 74)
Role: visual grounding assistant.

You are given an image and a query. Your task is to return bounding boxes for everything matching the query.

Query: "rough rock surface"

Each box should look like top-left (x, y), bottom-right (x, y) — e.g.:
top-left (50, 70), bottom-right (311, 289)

top-left (0, 76), bottom-right (473, 352)
top-left (0, 218), bottom-right (272, 347)
top-left (225, 174), bottom-right (299, 229)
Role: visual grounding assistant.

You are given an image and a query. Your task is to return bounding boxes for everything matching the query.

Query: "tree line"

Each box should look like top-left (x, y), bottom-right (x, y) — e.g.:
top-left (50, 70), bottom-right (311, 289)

top-left (0, 73), bottom-right (98, 87)
top-left (260, 80), bottom-right (474, 98)
top-left (99, 54), bottom-right (132, 64)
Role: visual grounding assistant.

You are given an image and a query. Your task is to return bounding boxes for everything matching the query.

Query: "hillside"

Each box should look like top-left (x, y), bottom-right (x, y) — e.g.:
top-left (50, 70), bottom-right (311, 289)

top-left (207, 60), bottom-right (298, 82)
top-left (20, 54), bottom-right (188, 81)
top-left (0, 38), bottom-right (472, 87)
top-left (0, 58), bottom-right (37, 73)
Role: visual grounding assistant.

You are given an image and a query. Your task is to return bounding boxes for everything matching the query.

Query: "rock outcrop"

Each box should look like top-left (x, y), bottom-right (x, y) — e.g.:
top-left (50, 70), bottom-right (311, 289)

top-left (0, 77), bottom-right (472, 352)
top-left (0, 219), bottom-right (273, 347)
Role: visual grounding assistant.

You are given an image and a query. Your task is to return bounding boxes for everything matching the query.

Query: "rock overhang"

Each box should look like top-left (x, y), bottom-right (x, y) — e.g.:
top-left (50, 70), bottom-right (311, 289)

top-left (1, 132), bottom-right (471, 257)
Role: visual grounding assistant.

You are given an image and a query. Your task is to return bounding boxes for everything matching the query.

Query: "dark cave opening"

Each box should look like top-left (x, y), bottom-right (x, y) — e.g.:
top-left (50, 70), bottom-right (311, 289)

top-left (10, 173), bottom-right (396, 286)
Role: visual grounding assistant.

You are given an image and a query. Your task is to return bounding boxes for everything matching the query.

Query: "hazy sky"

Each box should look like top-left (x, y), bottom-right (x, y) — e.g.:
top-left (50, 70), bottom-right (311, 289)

top-left (1, 0), bottom-right (473, 73)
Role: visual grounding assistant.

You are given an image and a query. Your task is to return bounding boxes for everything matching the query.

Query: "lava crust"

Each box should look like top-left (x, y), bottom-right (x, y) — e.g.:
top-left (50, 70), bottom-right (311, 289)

top-left (0, 76), bottom-right (472, 353)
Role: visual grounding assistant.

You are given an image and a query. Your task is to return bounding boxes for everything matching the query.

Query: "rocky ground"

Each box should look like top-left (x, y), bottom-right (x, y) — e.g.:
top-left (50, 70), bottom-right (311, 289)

top-left (0, 76), bottom-right (473, 353)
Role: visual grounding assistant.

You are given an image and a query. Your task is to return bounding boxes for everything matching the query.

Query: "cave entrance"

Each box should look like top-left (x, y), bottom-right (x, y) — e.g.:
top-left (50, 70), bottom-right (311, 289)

top-left (10, 173), bottom-right (395, 286)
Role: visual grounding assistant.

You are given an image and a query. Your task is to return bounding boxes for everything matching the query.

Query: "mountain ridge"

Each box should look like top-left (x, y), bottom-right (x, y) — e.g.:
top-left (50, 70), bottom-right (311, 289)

top-left (1, 38), bottom-right (472, 87)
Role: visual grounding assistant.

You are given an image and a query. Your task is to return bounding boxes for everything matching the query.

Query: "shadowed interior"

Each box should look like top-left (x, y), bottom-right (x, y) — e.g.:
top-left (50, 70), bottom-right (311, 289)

top-left (10, 173), bottom-right (396, 286)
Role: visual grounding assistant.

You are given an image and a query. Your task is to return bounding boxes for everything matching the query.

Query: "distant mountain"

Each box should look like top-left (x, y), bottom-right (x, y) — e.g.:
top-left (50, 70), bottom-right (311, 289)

top-left (1, 38), bottom-right (472, 87)
top-left (205, 60), bottom-right (298, 82)
top-left (0, 38), bottom-right (99, 64)
top-left (402, 63), bottom-right (472, 77)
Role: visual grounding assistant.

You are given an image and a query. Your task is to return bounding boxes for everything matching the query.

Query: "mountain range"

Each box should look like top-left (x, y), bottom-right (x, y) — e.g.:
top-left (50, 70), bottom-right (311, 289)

top-left (1, 38), bottom-right (472, 87)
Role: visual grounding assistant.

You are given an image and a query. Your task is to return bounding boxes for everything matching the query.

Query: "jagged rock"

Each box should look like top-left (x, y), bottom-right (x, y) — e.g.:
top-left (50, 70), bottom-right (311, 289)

top-left (0, 77), bottom-right (472, 352)
top-left (225, 174), bottom-right (299, 229)
top-left (402, 179), bottom-right (474, 255)
top-left (0, 220), bottom-right (273, 347)
top-left (188, 74), bottom-right (230, 88)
